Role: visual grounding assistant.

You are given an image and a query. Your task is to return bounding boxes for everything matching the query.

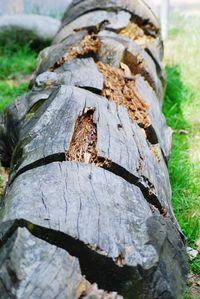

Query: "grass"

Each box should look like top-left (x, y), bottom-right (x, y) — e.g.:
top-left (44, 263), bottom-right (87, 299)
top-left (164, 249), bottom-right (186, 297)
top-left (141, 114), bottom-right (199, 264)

top-left (0, 39), bottom-right (38, 112)
top-left (163, 14), bottom-right (200, 275)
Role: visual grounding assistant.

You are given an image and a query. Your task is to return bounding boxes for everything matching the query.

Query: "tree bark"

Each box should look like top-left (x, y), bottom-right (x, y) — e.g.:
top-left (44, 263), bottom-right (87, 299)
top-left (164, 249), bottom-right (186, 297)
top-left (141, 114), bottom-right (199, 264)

top-left (0, 1), bottom-right (188, 298)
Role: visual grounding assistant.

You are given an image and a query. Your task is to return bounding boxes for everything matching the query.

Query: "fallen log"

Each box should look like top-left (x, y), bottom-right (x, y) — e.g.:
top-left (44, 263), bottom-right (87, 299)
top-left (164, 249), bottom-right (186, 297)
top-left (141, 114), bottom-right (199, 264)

top-left (0, 1), bottom-right (188, 298)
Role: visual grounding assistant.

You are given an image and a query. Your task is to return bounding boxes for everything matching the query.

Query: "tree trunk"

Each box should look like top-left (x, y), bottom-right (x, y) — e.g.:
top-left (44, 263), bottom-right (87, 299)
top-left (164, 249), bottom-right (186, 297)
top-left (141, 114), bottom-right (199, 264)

top-left (0, 1), bottom-right (188, 298)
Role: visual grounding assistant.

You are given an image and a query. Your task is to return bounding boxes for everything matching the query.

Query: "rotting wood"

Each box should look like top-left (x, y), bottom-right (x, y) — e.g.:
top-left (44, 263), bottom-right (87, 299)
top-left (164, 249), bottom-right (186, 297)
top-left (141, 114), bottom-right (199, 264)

top-left (97, 61), bottom-right (150, 129)
top-left (61, 0), bottom-right (160, 36)
top-left (65, 107), bottom-right (112, 168)
top-left (0, 167), bottom-right (8, 198)
top-left (149, 144), bottom-right (162, 163)
top-left (119, 21), bottom-right (154, 47)
top-left (50, 34), bottom-right (100, 71)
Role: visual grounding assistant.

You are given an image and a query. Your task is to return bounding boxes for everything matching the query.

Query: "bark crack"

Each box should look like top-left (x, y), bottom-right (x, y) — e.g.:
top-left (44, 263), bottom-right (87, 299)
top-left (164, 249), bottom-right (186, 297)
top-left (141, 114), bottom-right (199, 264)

top-left (0, 219), bottom-right (138, 296)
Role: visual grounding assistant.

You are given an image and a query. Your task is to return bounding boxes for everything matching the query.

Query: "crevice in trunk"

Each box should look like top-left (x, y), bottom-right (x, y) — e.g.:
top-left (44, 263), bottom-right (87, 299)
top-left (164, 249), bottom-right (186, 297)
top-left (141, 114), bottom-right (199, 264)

top-left (105, 162), bottom-right (163, 213)
top-left (145, 47), bottom-right (165, 87)
top-left (119, 21), bottom-right (155, 48)
top-left (65, 108), bottom-right (112, 168)
top-left (62, 7), bottom-right (158, 37)
top-left (0, 167), bottom-right (9, 199)
top-left (7, 108), bottom-right (165, 216)
top-left (0, 219), bottom-right (142, 296)
top-left (9, 153), bottom-right (66, 186)
top-left (122, 49), bottom-right (155, 91)
top-left (97, 62), bottom-right (162, 149)
top-left (97, 61), bottom-right (150, 129)
top-left (148, 144), bottom-right (162, 163)
top-left (9, 155), bottom-right (164, 216)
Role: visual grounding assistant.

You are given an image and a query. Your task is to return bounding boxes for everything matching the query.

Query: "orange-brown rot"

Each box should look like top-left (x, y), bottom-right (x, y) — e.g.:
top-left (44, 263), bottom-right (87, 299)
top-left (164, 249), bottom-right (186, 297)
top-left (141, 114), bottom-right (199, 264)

top-left (65, 108), bottom-right (111, 168)
top-left (97, 61), bottom-right (150, 129)
top-left (51, 34), bottom-right (100, 71)
top-left (119, 21), bottom-right (155, 47)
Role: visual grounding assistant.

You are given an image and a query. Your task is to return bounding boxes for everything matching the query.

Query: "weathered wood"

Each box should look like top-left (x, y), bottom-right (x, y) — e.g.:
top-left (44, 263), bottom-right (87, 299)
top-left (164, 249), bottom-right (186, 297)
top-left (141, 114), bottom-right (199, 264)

top-left (34, 30), bottom-right (164, 101)
top-left (0, 114), bottom-right (11, 167)
top-left (32, 30), bottom-right (87, 82)
top-left (53, 8), bottom-right (164, 79)
top-left (0, 88), bottom-right (54, 166)
top-left (0, 162), bottom-right (187, 298)
top-left (8, 86), bottom-right (172, 218)
top-left (134, 75), bottom-right (172, 158)
top-left (0, 227), bottom-right (122, 299)
top-left (97, 31), bottom-right (164, 101)
top-left (61, 0), bottom-right (160, 35)
top-left (0, 0), bottom-right (188, 298)
top-left (53, 10), bottom-right (132, 44)
top-left (36, 58), bottom-right (104, 92)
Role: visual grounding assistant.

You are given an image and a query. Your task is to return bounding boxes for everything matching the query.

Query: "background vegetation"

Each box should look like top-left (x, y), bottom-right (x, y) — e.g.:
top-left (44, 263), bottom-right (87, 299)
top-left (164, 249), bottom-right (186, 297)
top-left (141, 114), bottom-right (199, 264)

top-left (164, 15), bottom-right (200, 275)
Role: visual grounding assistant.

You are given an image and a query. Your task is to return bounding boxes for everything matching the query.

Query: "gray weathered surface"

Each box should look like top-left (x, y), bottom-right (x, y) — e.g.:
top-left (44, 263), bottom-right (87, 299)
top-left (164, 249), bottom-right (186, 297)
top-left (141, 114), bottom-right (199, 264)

top-left (62, 0), bottom-right (160, 34)
top-left (53, 10), bottom-right (131, 44)
top-left (0, 162), bottom-right (187, 298)
top-left (0, 87), bottom-right (54, 166)
top-left (36, 58), bottom-right (104, 91)
top-left (8, 86), bottom-right (171, 217)
top-left (97, 31), bottom-right (164, 101)
top-left (0, 227), bottom-right (122, 299)
top-left (134, 75), bottom-right (172, 158)
top-left (31, 31), bottom-right (86, 81)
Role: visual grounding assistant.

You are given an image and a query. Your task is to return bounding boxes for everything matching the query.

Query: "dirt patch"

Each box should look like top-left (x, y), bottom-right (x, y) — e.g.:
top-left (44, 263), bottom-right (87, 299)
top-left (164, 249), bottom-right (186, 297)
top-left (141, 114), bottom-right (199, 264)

top-left (97, 61), bottom-right (150, 129)
top-left (51, 34), bottom-right (100, 70)
top-left (120, 22), bottom-right (154, 47)
top-left (65, 108), bottom-right (111, 167)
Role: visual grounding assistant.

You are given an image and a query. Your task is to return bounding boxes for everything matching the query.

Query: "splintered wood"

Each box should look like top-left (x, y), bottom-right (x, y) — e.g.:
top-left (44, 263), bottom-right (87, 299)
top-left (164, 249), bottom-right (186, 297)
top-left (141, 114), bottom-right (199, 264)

top-left (120, 22), bottom-right (154, 47)
top-left (51, 34), bottom-right (100, 70)
top-left (76, 281), bottom-right (122, 299)
top-left (66, 109), bottom-right (111, 167)
top-left (97, 62), bottom-right (150, 128)
top-left (0, 167), bottom-right (8, 198)
top-left (149, 144), bottom-right (161, 163)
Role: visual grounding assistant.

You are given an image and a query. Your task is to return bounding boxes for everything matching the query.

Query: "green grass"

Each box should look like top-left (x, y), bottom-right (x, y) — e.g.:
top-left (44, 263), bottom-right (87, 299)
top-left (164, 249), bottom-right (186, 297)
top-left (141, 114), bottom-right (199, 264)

top-left (164, 15), bottom-right (200, 274)
top-left (0, 82), bottom-right (29, 111)
top-left (0, 47), bottom-right (37, 80)
top-left (0, 43), bottom-right (37, 112)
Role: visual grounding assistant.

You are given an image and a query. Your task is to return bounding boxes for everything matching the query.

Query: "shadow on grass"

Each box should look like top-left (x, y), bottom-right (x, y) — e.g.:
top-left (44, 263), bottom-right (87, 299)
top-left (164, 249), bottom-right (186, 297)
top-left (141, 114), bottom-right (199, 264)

top-left (163, 65), bottom-right (200, 274)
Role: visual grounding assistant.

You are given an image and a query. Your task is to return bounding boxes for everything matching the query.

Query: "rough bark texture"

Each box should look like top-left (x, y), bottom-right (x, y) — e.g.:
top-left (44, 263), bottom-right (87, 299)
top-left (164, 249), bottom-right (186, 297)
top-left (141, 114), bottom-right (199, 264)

top-left (0, 1), bottom-right (188, 298)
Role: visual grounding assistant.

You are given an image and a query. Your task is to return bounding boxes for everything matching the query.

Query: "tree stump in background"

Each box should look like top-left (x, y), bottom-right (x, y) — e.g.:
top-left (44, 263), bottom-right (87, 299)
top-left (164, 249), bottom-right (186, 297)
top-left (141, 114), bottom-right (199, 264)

top-left (0, 1), bottom-right (188, 298)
